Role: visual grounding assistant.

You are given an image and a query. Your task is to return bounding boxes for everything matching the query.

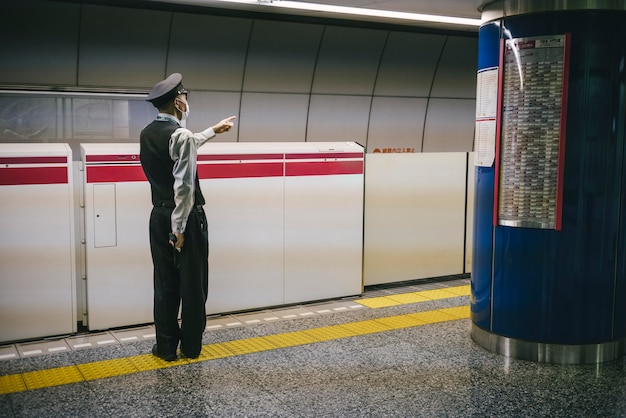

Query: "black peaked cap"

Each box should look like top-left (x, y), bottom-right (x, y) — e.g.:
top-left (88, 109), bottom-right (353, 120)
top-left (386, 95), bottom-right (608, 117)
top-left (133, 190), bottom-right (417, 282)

top-left (146, 73), bottom-right (188, 107)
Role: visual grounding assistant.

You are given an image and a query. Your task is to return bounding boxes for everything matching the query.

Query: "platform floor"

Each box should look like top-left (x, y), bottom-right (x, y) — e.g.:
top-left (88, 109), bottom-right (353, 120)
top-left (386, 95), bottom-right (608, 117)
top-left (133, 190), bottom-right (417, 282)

top-left (1, 276), bottom-right (626, 417)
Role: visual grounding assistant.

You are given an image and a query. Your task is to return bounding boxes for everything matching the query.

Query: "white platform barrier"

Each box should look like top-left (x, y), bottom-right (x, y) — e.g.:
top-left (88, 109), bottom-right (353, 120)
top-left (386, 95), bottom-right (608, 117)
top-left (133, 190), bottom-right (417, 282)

top-left (81, 144), bottom-right (153, 330)
top-left (0, 144), bottom-right (77, 342)
top-left (1, 143), bottom-right (473, 342)
top-left (81, 142), bottom-right (364, 330)
top-left (363, 152), bottom-right (470, 285)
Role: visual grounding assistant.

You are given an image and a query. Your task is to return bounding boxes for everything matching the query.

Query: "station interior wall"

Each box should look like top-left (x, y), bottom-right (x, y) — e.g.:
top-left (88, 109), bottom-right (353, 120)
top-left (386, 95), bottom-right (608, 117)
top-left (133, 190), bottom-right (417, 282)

top-left (0, 0), bottom-right (478, 333)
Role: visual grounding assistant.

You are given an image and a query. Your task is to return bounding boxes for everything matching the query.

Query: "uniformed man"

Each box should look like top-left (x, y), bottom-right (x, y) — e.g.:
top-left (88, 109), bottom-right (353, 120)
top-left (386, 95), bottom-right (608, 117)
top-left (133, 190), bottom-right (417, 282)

top-left (140, 73), bottom-right (235, 361)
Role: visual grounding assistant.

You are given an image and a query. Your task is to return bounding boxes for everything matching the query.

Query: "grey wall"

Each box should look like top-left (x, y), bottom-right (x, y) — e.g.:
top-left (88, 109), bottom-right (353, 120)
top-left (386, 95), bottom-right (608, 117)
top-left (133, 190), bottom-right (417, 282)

top-left (0, 0), bottom-right (477, 153)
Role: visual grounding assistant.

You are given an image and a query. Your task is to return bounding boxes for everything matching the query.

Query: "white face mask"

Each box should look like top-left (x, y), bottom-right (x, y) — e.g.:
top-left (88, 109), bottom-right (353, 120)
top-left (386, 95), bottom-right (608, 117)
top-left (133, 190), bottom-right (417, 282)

top-left (177, 99), bottom-right (190, 127)
top-left (181, 102), bottom-right (190, 122)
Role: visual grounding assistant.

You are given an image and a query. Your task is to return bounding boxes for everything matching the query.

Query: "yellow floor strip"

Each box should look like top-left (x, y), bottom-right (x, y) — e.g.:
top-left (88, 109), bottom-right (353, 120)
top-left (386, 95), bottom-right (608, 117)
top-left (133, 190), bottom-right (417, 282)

top-left (0, 286), bottom-right (470, 395)
top-left (0, 374), bottom-right (26, 393)
top-left (77, 358), bottom-right (139, 381)
top-left (22, 365), bottom-right (83, 391)
top-left (355, 285), bottom-right (469, 309)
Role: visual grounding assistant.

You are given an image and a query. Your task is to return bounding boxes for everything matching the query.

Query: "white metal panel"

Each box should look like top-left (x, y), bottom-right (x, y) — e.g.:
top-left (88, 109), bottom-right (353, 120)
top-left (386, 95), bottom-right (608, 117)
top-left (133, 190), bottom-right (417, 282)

top-left (93, 184), bottom-right (117, 248)
top-left (284, 170), bottom-right (364, 302)
top-left (82, 144), bottom-right (153, 330)
top-left (363, 152), bottom-right (467, 285)
top-left (203, 176), bottom-right (285, 313)
top-left (0, 143), bottom-right (76, 342)
top-left (200, 142), bottom-right (303, 313)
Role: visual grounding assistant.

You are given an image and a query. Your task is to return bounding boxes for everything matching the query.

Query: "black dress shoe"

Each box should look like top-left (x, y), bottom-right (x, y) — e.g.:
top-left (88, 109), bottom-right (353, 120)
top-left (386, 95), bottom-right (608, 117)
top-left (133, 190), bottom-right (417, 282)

top-left (152, 344), bottom-right (177, 362)
top-left (179, 350), bottom-right (199, 360)
top-left (179, 344), bottom-right (200, 359)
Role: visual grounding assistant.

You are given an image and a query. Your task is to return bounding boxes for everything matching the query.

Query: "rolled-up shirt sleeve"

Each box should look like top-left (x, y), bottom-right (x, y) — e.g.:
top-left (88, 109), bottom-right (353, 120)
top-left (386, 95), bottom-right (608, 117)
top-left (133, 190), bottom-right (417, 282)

top-left (169, 126), bottom-right (216, 233)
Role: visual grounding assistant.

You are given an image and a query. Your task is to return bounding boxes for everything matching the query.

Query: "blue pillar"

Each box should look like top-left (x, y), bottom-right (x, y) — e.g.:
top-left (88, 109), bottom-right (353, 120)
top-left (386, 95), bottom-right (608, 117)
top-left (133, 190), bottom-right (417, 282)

top-left (472, 1), bottom-right (626, 363)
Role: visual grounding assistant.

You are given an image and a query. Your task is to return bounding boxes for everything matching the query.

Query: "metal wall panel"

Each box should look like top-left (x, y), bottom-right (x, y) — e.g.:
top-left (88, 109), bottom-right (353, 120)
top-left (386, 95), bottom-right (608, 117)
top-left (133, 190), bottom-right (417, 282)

top-left (311, 26), bottom-right (387, 95)
top-left (431, 36), bottom-right (478, 98)
top-left (367, 97), bottom-right (427, 153)
top-left (306, 94), bottom-right (371, 143)
top-left (1, 1), bottom-right (80, 86)
top-left (423, 98), bottom-right (475, 152)
top-left (243, 20), bottom-right (323, 93)
top-left (239, 93), bottom-right (309, 142)
top-left (184, 91), bottom-right (241, 143)
top-left (78, 5), bottom-right (170, 88)
top-left (374, 32), bottom-right (446, 97)
top-left (168, 13), bottom-right (252, 91)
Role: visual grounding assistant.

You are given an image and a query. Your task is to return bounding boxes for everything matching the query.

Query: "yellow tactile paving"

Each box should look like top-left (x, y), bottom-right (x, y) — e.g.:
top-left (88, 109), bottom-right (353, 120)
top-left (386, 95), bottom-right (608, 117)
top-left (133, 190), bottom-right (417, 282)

top-left (387, 293), bottom-right (431, 304)
top-left (77, 358), bottom-right (138, 380)
top-left (302, 324), bottom-right (357, 341)
top-left (443, 285), bottom-right (471, 297)
top-left (0, 373), bottom-right (26, 394)
top-left (339, 320), bottom-right (392, 335)
top-left (354, 296), bottom-right (402, 309)
top-left (128, 353), bottom-right (185, 372)
top-left (195, 343), bottom-right (235, 361)
top-left (439, 305), bottom-right (471, 318)
top-left (263, 331), bottom-right (318, 348)
top-left (373, 314), bottom-right (427, 329)
top-left (0, 284), bottom-right (471, 395)
top-left (410, 309), bottom-right (460, 324)
top-left (417, 288), bottom-right (461, 300)
top-left (355, 285), bottom-right (469, 309)
top-left (22, 365), bottom-right (84, 390)
top-left (219, 337), bottom-right (277, 355)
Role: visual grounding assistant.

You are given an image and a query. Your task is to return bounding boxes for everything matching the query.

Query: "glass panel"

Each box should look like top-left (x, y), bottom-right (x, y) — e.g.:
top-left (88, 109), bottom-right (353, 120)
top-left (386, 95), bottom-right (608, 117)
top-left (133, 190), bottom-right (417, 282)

top-left (0, 93), bottom-right (155, 159)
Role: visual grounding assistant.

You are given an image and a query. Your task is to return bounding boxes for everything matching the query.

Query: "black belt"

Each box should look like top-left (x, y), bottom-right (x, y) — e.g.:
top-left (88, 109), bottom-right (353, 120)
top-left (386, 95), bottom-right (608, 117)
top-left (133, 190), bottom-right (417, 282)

top-left (155, 200), bottom-right (175, 208)
top-left (154, 201), bottom-right (203, 210)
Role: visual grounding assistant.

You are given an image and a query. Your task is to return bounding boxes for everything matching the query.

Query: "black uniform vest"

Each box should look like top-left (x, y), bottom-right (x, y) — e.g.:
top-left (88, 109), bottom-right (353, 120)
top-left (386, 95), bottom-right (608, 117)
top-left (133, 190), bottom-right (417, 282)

top-left (139, 119), bottom-right (205, 207)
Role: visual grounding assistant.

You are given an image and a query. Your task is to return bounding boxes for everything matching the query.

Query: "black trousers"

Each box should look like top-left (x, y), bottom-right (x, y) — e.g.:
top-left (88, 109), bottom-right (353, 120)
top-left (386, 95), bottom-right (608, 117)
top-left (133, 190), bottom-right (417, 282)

top-left (149, 206), bottom-right (208, 358)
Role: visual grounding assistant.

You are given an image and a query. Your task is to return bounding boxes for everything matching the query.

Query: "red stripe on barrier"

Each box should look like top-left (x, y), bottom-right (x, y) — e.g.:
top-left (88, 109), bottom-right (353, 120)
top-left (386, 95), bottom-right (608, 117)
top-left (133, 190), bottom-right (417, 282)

top-left (85, 154), bottom-right (140, 163)
top-left (0, 167), bottom-right (68, 185)
top-left (286, 161), bottom-right (363, 176)
top-left (198, 162), bottom-right (283, 179)
top-left (84, 160), bottom-right (363, 182)
top-left (285, 153), bottom-right (363, 160)
top-left (0, 156), bottom-right (67, 165)
top-left (86, 165), bottom-right (147, 183)
top-left (198, 154), bottom-right (283, 161)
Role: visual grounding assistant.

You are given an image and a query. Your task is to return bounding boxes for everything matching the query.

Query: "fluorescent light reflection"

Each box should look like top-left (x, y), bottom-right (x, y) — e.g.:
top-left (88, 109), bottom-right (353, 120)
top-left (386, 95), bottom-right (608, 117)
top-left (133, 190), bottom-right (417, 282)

top-left (210, 0), bottom-right (482, 27)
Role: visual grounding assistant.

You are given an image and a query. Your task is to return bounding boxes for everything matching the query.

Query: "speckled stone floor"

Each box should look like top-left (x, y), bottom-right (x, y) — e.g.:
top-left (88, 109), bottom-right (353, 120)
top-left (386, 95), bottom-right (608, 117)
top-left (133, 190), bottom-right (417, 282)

top-left (1, 276), bottom-right (626, 417)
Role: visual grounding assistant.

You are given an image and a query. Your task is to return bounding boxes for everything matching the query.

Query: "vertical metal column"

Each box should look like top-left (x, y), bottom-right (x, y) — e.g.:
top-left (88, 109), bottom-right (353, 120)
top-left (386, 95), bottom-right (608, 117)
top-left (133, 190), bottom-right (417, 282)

top-left (472, 0), bottom-right (626, 363)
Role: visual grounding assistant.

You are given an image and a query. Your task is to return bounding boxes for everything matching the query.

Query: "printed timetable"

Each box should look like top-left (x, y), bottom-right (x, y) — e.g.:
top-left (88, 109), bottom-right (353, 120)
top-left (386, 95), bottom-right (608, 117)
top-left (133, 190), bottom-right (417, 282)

top-left (496, 34), bottom-right (569, 230)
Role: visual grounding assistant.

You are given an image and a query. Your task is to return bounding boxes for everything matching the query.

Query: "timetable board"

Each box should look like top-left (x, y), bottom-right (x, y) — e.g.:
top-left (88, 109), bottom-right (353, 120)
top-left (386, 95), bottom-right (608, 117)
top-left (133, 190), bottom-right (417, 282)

top-left (496, 34), bottom-right (570, 230)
